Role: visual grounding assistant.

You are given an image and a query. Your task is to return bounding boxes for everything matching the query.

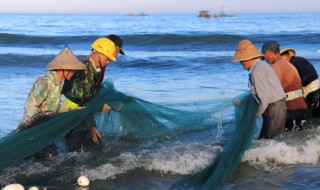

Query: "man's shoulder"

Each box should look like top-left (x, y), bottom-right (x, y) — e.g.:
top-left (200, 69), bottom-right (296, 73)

top-left (254, 60), bottom-right (271, 70)
top-left (275, 58), bottom-right (295, 71)
top-left (292, 56), bottom-right (312, 65)
top-left (33, 72), bottom-right (54, 86)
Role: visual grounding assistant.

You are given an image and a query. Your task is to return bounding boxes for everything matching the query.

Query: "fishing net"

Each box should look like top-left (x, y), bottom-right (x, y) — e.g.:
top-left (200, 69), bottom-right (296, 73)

top-left (0, 83), bottom-right (108, 188)
top-left (0, 156), bottom-right (77, 189)
top-left (0, 81), bottom-right (257, 189)
top-left (172, 93), bottom-right (258, 190)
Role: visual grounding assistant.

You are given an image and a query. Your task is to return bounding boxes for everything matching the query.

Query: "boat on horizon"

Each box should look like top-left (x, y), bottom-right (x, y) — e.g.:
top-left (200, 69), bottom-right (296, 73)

top-left (198, 6), bottom-right (236, 18)
top-left (198, 2), bottom-right (236, 18)
top-left (127, 11), bottom-right (148, 17)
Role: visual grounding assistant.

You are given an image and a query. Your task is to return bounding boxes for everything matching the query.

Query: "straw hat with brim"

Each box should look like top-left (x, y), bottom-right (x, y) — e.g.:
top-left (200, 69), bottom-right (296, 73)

top-left (47, 48), bottom-right (86, 70)
top-left (280, 48), bottom-right (296, 57)
top-left (232, 39), bottom-right (264, 62)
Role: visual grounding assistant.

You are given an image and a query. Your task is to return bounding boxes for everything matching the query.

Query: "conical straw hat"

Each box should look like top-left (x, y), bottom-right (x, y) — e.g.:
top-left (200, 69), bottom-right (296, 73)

top-left (47, 48), bottom-right (86, 70)
top-left (232, 39), bottom-right (264, 62)
top-left (280, 48), bottom-right (296, 57)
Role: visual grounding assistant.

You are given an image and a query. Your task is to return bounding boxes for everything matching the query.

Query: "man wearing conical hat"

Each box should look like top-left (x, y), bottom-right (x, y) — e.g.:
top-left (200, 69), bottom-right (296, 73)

top-left (19, 47), bottom-right (86, 128)
top-left (262, 41), bottom-right (308, 131)
top-left (232, 39), bottom-right (287, 139)
top-left (280, 48), bottom-right (320, 117)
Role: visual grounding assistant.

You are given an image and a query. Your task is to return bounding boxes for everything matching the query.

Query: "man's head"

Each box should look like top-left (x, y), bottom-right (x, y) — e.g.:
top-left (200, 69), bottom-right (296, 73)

top-left (91, 37), bottom-right (117, 68)
top-left (261, 40), bottom-right (281, 64)
top-left (47, 47), bottom-right (86, 80)
top-left (91, 38), bottom-right (116, 61)
top-left (106, 34), bottom-right (125, 56)
top-left (232, 39), bottom-right (264, 70)
top-left (280, 48), bottom-right (296, 62)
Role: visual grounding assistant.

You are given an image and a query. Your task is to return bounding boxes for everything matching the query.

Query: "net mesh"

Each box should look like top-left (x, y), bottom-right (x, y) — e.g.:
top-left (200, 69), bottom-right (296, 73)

top-left (172, 93), bottom-right (258, 189)
top-left (0, 81), bottom-right (257, 189)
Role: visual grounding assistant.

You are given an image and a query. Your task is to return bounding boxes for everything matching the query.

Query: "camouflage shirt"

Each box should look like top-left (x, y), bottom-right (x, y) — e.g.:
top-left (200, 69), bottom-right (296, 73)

top-left (22, 71), bottom-right (62, 121)
top-left (62, 58), bottom-right (100, 106)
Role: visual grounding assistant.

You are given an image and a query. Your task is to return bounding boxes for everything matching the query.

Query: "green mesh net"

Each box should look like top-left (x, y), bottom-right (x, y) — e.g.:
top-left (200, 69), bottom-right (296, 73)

top-left (172, 93), bottom-right (258, 189)
top-left (0, 81), bottom-right (258, 189)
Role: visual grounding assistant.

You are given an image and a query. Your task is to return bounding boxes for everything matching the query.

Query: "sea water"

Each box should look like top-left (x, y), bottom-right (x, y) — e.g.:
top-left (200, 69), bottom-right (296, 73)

top-left (0, 13), bottom-right (320, 189)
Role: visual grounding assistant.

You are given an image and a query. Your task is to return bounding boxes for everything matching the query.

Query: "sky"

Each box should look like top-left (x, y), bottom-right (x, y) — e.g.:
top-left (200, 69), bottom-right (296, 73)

top-left (0, 0), bottom-right (319, 14)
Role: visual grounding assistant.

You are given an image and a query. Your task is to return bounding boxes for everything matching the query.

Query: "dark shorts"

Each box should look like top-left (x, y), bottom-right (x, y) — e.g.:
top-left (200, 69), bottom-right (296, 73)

top-left (285, 108), bottom-right (308, 131)
top-left (259, 99), bottom-right (287, 139)
top-left (306, 90), bottom-right (320, 117)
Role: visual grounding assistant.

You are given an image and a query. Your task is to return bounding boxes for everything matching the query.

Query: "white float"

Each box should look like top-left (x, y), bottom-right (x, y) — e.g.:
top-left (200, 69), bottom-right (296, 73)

top-left (2, 184), bottom-right (24, 190)
top-left (28, 187), bottom-right (39, 190)
top-left (77, 175), bottom-right (90, 187)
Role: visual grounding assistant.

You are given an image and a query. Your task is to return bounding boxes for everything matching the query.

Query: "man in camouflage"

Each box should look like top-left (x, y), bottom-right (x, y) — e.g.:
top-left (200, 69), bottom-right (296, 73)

top-left (19, 47), bottom-right (86, 129)
top-left (63, 35), bottom-right (125, 106)
top-left (62, 35), bottom-right (125, 152)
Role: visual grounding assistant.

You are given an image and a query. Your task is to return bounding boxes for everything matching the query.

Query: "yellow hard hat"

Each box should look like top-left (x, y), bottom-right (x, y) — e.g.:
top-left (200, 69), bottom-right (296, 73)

top-left (91, 38), bottom-right (116, 61)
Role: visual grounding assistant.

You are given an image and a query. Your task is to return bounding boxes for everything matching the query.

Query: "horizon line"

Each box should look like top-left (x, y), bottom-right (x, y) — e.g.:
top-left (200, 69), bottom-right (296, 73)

top-left (0, 11), bottom-right (319, 15)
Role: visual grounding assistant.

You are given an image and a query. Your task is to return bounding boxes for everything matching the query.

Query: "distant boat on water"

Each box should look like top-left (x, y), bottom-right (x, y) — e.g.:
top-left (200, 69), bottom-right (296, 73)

top-left (198, 10), bottom-right (213, 18)
top-left (217, 7), bottom-right (236, 17)
top-left (198, 7), bottom-right (235, 18)
top-left (127, 11), bottom-right (148, 17)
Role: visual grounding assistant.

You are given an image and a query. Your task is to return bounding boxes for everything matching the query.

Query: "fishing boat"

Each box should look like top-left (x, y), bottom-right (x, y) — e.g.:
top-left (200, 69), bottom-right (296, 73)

top-left (198, 8), bottom-right (235, 18)
top-left (127, 11), bottom-right (148, 17)
top-left (198, 0), bottom-right (236, 19)
top-left (217, 7), bottom-right (236, 17)
top-left (198, 10), bottom-right (215, 18)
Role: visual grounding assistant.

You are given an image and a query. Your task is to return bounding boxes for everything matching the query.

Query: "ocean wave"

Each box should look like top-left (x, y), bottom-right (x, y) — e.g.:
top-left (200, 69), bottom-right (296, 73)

top-left (0, 53), bottom-right (87, 68)
top-left (242, 128), bottom-right (320, 171)
top-left (1, 32), bottom-right (319, 50)
top-left (0, 51), bottom-right (234, 70)
top-left (0, 54), bottom-right (54, 67)
top-left (0, 33), bottom-right (94, 47)
top-left (80, 142), bottom-right (221, 180)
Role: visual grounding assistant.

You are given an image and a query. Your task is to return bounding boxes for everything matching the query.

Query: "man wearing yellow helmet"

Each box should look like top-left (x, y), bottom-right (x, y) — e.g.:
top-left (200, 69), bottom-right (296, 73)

top-left (63, 37), bottom-right (116, 103)
top-left (98, 34), bottom-right (125, 87)
top-left (62, 35), bottom-right (125, 152)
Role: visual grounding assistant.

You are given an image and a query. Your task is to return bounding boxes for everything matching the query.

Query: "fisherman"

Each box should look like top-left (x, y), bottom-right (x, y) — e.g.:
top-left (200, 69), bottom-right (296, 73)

top-left (280, 48), bottom-right (320, 117)
top-left (98, 34), bottom-right (125, 87)
top-left (17, 48), bottom-right (86, 159)
top-left (19, 47), bottom-right (86, 129)
top-left (62, 35), bottom-right (125, 152)
top-left (262, 41), bottom-right (308, 131)
top-left (232, 39), bottom-right (286, 139)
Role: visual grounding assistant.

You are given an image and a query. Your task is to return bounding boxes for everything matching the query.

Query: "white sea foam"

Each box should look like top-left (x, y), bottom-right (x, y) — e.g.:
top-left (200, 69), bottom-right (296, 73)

top-left (243, 129), bottom-right (320, 171)
top-left (81, 142), bottom-right (221, 180)
top-left (145, 142), bottom-right (221, 175)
